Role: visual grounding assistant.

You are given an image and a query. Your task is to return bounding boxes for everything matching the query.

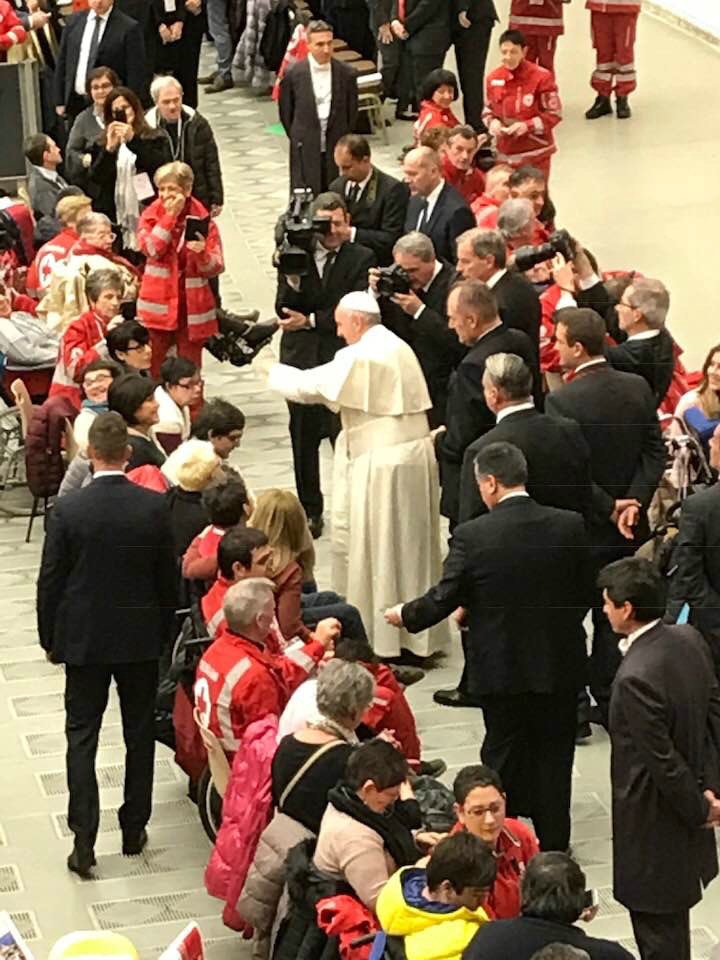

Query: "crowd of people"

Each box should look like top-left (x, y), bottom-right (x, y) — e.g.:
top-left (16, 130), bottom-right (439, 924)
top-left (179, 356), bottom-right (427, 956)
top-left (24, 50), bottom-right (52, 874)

top-left (0, 1), bottom-right (716, 960)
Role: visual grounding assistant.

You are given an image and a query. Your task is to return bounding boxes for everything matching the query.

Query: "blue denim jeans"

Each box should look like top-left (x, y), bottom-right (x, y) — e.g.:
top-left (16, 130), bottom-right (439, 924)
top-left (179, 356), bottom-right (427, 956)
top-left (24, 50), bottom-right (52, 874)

top-left (301, 591), bottom-right (369, 644)
top-left (205, 0), bottom-right (233, 78)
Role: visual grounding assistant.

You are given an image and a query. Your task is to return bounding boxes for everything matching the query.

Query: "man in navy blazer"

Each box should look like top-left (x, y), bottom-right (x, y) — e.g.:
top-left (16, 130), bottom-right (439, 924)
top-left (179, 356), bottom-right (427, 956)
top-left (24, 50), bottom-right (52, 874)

top-left (402, 146), bottom-right (475, 264)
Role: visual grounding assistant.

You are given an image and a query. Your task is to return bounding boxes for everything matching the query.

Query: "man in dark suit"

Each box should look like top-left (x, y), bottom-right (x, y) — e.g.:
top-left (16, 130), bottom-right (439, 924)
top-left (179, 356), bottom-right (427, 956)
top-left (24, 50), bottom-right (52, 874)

top-left (391, 0), bottom-right (451, 105)
top-left (36, 413), bottom-right (177, 877)
top-left (275, 191), bottom-right (375, 537)
top-left (371, 230), bottom-right (461, 427)
top-left (452, 0), bottom-right (498, 131)
top-left (436, 278), bottom-right (539, 526)
top-left (667, 424), bottom-right (720, 675)
top-left (458, 352), bottom-right (594, 524)
top-left (456, 227), bottom-right (540, 348)
top-left (386, 442), bottom-right (590, 851)
top-left (546, 308), bottom-right (666, 726)
top-left (278, 20), bottom-right (358, 196)
top-left (599, 557), bottom-right (720, 960)
top-left (54, 0), bottom-right (146, 122)
top-left (607, 277), bottom-right (675, 405)
top-left (330, 134), bottom-right (409, 266)
top-left (402, 146), bottom-right (475, 264)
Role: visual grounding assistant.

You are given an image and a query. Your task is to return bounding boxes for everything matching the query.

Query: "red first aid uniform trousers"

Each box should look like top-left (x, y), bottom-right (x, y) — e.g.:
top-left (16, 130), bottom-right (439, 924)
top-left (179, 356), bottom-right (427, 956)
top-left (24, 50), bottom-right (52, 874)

top-left (509, 0), bottom-right (565, 73)
top-left (586, 0), bottom-right (641, 97)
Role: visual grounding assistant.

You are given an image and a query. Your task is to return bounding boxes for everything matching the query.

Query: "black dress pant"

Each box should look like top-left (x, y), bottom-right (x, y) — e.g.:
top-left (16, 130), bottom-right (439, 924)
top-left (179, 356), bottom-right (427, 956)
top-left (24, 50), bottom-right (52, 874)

top-left (153, 33), bottom-right (204, 109)
top-left (410, 51), bottom-right (448, 105)
top-left (453, 21), bottom-right (495, 131)
top-left (65, 660), bottom-right (159, 847)
top-left (287, 401), bottom-right (340, 520)
top-left (480, 690), bottom-right (577, 851)
top-left (630, 909), bottom-right (691, 960)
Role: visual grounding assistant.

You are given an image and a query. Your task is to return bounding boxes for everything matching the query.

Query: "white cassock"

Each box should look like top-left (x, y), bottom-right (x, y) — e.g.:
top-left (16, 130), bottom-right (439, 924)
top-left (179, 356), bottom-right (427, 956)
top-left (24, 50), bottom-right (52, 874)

top-left (269, 323), bottom-right (449, 658)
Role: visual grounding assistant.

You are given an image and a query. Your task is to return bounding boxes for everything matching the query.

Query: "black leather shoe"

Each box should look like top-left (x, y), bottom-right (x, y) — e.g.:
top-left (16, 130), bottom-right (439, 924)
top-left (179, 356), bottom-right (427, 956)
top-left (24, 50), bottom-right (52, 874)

top-left (67, 843), bottom-right (95, 878)
top-left (589, 705), bottom-right (608, 730)
top-left (417, 758), bottom-right (447, 778)
top-left (585, 94), bottom-right (612, 120)
top-left (576, 721), bottom-right (592, 743)
top-left (307, 515), bottom-right (324, 539)
top-left (433, 687), bottom-right (479, 708)
top-left (615, 95), bottom-right (632, 119)
top-left (122, 828), bottom-right (148, 856)
top-left (390, 665), bottom-right (425, 688)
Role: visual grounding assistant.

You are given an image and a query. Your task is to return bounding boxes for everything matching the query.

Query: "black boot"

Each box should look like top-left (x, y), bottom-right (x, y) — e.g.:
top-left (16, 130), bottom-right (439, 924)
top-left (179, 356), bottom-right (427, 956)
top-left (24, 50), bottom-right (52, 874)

top-left (615, 95), bottom-right (632, 119)
top-left (585, 95), bottom-right (612, 120)
top-left (67, 840), bottom-right (96, 878)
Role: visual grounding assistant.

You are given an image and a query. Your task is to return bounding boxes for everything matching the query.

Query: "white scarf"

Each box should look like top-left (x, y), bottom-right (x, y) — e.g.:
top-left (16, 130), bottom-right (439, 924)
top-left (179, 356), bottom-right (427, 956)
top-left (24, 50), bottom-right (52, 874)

top-left (114, 143), bottom-right (140, 251)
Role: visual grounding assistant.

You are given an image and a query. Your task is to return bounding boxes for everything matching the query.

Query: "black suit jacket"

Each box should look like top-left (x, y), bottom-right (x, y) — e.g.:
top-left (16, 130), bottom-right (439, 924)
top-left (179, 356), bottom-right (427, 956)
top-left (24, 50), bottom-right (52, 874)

top-left (397, 0), bottom-right (450, 55)
top-left (609, 622), bottom-right (720, 912)
top-left (606, 328), bottom-right (675, 405)
top-left (492, 270), bottom-right (541, 350)
top-left (545, 362), bottom-right (666, 542)
top-left (453, 0), bottom-right (498, 26)
top-left (436, 323), bottom-right (539, 522)
top-left (276, 240), bottom-right (376, 369)
top-left (404, 182), bottom-right (475, 264)
top-left (54, 7), bottom-right (146, 107)
top-left (402, 497), bottom-right (590, 698)
top-left (279, 58), bottom-right (358, 196)
top-left (667, 485), bottom-right (720, 647)
top-left (465, 916), bottom-right (633, 960)
top-left (380, 260), bottom-right (463, 427)
top-left (36, 475), bottom-right (177, 665)
top-left (459, 407), bottom-right (594, 525)
top-left (329, 167), bottom-right (409, 266)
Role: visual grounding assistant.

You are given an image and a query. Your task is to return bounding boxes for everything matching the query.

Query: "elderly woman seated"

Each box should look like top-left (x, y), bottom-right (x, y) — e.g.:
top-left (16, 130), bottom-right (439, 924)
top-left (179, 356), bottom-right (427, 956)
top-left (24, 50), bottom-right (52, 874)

top-left (73, 358), bottom-right (125, 453)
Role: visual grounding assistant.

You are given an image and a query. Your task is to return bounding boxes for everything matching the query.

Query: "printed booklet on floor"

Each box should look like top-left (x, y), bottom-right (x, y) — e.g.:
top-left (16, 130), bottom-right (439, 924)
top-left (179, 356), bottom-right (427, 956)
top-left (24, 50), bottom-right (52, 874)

top-left (0, 913), bottom-right (35, 960)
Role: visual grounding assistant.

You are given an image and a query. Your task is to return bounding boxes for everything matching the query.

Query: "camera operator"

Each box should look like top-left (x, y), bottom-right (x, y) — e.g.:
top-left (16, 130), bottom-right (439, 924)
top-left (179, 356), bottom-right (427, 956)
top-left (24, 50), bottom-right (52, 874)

top-left (369, 231), bottom-right (461, 428)
top-left (275, 191), bottom-right (375, 539)
top-left (456, 227), bottom-right (540, 350)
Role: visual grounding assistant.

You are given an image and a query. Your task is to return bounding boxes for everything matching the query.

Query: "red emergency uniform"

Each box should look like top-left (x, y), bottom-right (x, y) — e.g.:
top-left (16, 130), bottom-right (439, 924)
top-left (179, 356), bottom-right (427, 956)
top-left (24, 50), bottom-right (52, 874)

top-left (509, 0), bottom-right (565, 73)
top-left (586, 0), bottom-right (641, 97)
top-left (26, 228), bottom-right (79, 299)
top-left (194, 625), bottom-right (324, 753)
top-left (441, 155), bottom-right (485, 207)
top-left (483, 59), bottom-right (561, 180)
top-left (0, 1), bottom-right (26, 60)
top-left (48, 309), bottom-right (109, 408)
top-left (201, 575), bottom-right (285, 653)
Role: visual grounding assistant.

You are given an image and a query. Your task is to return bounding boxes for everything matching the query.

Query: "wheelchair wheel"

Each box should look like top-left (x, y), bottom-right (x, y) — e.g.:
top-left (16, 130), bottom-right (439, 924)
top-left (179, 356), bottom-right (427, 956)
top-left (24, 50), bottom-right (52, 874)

top-left (197, 765), bottom-right (223, 842)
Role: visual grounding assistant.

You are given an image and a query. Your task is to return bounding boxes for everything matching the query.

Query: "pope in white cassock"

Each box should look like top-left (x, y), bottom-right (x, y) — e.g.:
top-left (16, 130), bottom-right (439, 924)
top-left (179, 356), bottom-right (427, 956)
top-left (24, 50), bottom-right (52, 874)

top-left (268, 291), bottom-right (449, 658)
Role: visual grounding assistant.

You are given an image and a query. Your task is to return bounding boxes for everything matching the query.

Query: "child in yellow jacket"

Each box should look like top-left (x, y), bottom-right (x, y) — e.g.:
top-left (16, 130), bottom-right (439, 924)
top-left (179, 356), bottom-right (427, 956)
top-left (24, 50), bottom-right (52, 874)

top-left (376, 833), bottom-right (496, 960)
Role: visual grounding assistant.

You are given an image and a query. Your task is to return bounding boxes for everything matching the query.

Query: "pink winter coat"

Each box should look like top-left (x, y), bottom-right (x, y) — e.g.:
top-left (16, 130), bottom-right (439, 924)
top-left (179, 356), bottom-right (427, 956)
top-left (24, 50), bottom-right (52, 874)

top-left (204, 715), bottom-right (279, 931)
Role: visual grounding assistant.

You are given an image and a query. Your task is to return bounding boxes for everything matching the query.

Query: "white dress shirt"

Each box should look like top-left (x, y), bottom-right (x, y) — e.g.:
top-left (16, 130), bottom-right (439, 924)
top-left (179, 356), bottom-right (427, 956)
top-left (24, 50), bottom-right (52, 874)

top-left (75, 10), bottom-right (111, 96)
top-left (413, 260), bottom-right (444, 319)
top-left (417, 179), bottom-right (444, 229)
top-left (627, 329), bottom-right (661, 342)
top-left (497, 490), bottom-right (530, 504)
top-left (574, 358), bottom-right (608, 375)
top-left (496, 401), bottom-right (535, 422)
top-left (308, 54), bottom-right (332, 151)
top-left (618, 618), bottom-right (661, 656)
top-left (486, 268), bottom-right (507, 289)
top-left (347, 171), bottom-right (373, 243)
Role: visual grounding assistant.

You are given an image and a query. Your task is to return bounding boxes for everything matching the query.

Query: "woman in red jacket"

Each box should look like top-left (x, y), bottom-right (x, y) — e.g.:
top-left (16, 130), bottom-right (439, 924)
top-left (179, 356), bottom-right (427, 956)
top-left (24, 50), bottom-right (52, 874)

top-left (0, 0), bottom-right (26, 60)
top-left (413, 69), bottom-right (461, 144)
top-left (137, 160), bottom-right (224, 376)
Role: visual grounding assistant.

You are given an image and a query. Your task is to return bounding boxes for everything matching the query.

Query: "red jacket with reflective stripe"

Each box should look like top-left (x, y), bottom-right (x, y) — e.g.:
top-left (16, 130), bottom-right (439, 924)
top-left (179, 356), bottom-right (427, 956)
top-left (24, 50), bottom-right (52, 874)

top-left (510, 0), bottom-right (565, 35)
top-left (201, 575), bottom-right (286, 652)
top-left (26, 228), bottom-right (79, 299)
top-left (586, 0), bottom-right (640, 12)
top-left (483, 60), bottom-right (561, 166)
top-left (0, 1), bottom-right (26, 54)
top-left (48, 310), bottom-right (109, 408)
top-left (194, 626), bottom-right (324, 753)
top-left (136, 196), bottom-right (223, 341)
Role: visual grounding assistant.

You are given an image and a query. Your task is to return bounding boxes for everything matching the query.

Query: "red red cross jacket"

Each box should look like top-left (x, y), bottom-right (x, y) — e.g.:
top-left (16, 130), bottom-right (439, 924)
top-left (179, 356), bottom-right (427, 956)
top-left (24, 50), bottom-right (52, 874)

top-left (0, 1), bottom-right (26, 56)
top-left (510, 0), bottom-right (565, 36)
top-left (483, 59), bottom-right (562, 167)
top-left (48, 309), bottom-right (109, 408)
top-left (586, 0), bottom-right (640, 12)
top-left (441, 155), bottom-right (485, 206)
top-left (137, 196), bottom-right (223, 341)
top-left (26, 228), bottom-right (79, 299)
top-left (201, 575), bottom-right (285, 653)
top-left (194, 625), bottom-right (325, 753)
top-left (413, 100), bottom-right (461, 142)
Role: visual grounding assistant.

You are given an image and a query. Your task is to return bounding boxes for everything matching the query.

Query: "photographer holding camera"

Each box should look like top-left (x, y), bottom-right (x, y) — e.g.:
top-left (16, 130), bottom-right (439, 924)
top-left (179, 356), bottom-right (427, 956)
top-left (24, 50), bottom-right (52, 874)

top-left (275, 191), bottom-right (375, 538)
top-left (369, 231), bottom-right (461, 428)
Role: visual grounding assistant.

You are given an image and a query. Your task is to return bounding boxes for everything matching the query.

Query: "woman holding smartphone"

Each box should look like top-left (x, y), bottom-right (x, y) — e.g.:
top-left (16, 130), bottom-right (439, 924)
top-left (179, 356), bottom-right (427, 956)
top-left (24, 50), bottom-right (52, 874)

top-left (90, 87), bottom-right (172, 254)
top-left (136, 160), bottom-right (224, 375)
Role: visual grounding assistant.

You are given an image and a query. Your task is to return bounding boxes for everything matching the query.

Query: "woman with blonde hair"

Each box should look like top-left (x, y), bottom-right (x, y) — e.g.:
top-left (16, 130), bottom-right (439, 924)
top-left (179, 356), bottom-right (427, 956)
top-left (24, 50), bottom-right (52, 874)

top-left (675, 344), bottom-right (720, 446)
top-left (249, 489), bottom-right (368, 645)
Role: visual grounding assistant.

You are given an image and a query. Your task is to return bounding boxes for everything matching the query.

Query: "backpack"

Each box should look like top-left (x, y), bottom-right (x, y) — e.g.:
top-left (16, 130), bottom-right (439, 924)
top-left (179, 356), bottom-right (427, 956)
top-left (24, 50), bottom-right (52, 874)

top-left (260, 0), bottom-right (292, 73)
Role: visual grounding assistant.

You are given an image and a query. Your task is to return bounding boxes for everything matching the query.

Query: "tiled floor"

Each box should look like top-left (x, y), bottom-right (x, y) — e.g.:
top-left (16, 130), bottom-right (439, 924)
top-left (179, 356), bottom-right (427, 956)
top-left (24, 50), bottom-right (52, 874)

top-left (1, 1), bottom-right (719, 956)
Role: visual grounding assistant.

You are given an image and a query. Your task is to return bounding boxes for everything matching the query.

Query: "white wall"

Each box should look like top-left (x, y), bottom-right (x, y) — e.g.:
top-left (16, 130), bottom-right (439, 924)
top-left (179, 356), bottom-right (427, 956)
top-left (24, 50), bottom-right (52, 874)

top-left (650, 0), bottom-right (720, 38)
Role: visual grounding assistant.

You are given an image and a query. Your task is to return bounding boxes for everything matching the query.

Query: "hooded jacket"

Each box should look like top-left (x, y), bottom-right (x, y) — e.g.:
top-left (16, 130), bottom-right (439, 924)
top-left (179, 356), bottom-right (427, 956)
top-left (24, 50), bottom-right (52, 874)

top-left (376, 866), bottom-right (490, 960)
top-left (145, 106), bottom-right (224, 211)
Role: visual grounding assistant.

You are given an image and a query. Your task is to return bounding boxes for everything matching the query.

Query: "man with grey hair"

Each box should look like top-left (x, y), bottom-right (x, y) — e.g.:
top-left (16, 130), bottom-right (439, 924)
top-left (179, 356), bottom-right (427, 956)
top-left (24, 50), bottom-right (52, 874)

top-left (402, 147), bottom-right (475, 263)
top-left (497, 197), bottom-right (536, 249)
top-left (456, 227), bottom-right (540, 346)
top-left (386, 442), bottom-right (590, 850)
top-left (146, 76), bottom-right (223, 218)
top-left (195, 578), bottom-right (336, 753)
top-left (607, 277), bottom-right (675, 404)
top-left (269, 291), bottom-right (448, 660)
top-left (369, 230), bottom-right (461, 426)
top-left (458, 352), bottom-right (594, 526)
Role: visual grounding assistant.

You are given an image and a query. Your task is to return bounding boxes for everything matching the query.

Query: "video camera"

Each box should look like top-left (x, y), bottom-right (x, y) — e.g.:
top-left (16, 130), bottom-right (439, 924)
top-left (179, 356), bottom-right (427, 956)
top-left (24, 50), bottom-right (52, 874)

top-left (514, 228), bottom-right (576, 274)
top-left (275, 188), bottom-right (331, 276)
top-left (375, 264), bottom-right (412, 298)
